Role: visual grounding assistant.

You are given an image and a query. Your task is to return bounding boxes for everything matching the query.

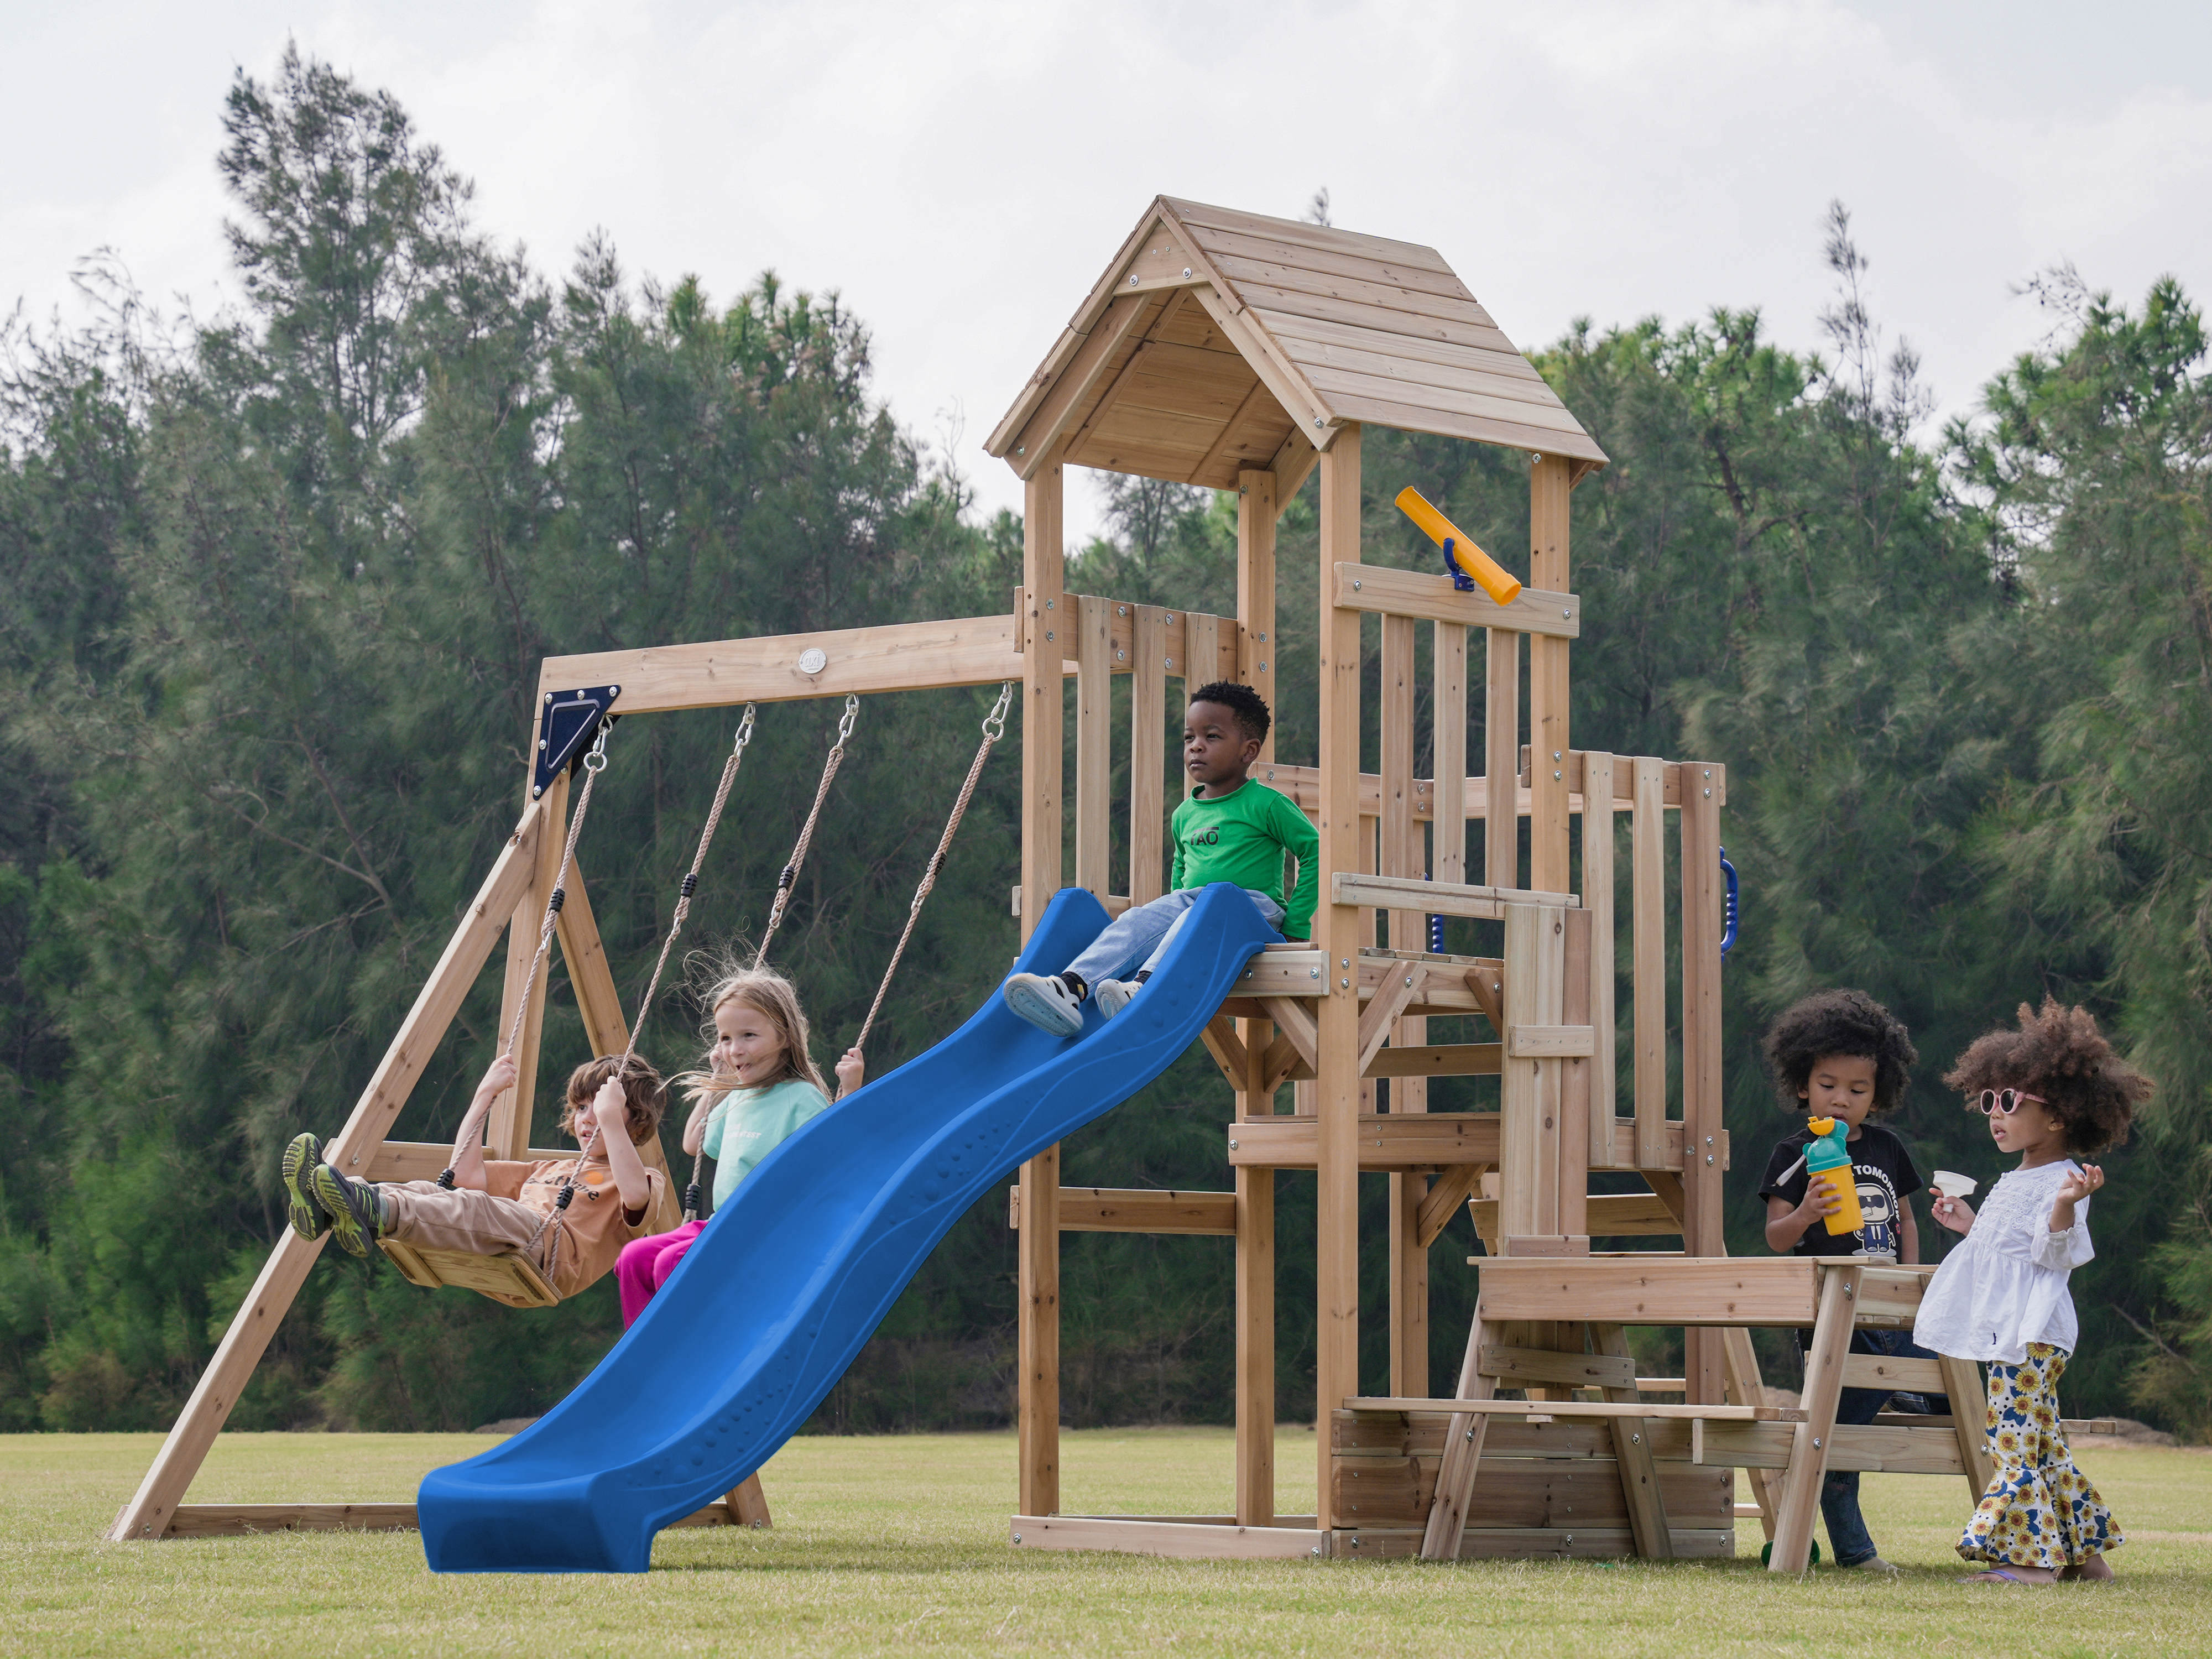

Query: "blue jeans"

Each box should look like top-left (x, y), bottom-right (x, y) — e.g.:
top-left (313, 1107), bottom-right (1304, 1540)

top-left (1064, 887), bottom-right (1284, 987)
top-left (1805, 1326), bottom-right (1949, 1567)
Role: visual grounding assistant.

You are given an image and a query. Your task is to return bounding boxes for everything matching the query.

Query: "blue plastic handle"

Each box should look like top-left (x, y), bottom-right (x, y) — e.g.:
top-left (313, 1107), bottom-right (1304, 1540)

top-left (1719, 844), bottom-right (1740, 958)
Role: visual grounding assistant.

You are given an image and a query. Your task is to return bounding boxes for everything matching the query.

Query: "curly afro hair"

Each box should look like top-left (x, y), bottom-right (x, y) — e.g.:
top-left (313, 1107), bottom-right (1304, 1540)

top-left (1188, 680), bottom-right (1271, 744)
top-left (1940, 997), bottom-right (2150, 1156)
top-left (1761, 989), bottom-right (1918, 1116)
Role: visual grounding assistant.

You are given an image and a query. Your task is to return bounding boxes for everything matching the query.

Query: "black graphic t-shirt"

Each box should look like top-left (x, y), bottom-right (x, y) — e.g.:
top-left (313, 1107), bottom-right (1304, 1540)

top-left (1756, 1121), bottom-right (1923, 1259)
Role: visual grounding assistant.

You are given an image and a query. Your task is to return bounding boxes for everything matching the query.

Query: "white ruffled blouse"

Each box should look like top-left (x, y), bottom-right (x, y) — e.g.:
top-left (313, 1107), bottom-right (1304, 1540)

top-left (1915, 1159), bottom-right (2095, 1365)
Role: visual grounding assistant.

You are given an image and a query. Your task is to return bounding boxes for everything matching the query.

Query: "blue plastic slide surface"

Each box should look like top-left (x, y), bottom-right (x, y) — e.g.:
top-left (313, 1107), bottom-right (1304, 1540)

top-left (417, 883), bottom-right (1277, 1573)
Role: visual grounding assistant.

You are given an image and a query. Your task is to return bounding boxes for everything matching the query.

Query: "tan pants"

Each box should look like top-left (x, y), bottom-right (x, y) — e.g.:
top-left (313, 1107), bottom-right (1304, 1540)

top-left (382, 1180), bottom-right (551, 1266)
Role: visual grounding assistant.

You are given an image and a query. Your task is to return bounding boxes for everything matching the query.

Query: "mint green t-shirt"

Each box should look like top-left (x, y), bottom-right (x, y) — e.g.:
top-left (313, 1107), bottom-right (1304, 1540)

top-left (701, 1078), bottom-right (831, 1211)
top-left (1168, 779), bottom-right (1320, 940)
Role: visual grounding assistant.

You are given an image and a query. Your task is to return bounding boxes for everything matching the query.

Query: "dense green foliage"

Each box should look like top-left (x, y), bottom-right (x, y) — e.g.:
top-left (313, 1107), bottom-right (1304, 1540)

top-left (0, 57), bottom-right (2204, 1436)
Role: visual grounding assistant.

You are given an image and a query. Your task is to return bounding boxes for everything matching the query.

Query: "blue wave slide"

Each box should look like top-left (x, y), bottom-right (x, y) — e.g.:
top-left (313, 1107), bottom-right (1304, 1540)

top-left (417, 883), bottom-right (1277, 1573)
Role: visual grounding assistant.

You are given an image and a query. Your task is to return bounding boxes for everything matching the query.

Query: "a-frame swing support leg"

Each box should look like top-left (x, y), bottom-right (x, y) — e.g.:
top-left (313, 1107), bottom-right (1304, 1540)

top-left (109, 799), bottom-right (551, 1541)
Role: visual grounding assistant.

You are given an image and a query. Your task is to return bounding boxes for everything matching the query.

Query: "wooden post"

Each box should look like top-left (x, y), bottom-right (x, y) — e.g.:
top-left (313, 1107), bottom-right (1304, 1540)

top-left (1770, 1262), bottom-right (1858, 1572)
top-left (1526, 455), bottom-right (1572, 895)
top-left (1679, 761), bottom-right (1726, 1404)
top-left (111, 801), bottom-right (547, 1540)
top-left (1130, 604), bottom-right (1167, 905)
top-left (1234, 467), bottom-right (1279, 1528)
top-left (1499, 902), bottom-right (1566, 1244)
top-left (1558, 907), bottom-right (1591, 1241)
top-left (1381, 612), bottom-right (1427, 1397)
top-left (1483, 629), bottom-right (1519, 891)
top-left (1018, 442), bottom-right (1065, 1519)
top-left (489, 768), bottom-right (568, 1157)
top-left (1074, 593), bottom-right (1112, 900)
top-left (1237, 469), bottom-right (1277, 757)
top-left (1433, 622), bottom-right (1469, 889)
top-left (1314, 424), bottom-right (1364, 1530)
top-left (1630, 757), bottom-right (1668, 1173)
top-left (1581, 753), bottom-right (1618, 1170)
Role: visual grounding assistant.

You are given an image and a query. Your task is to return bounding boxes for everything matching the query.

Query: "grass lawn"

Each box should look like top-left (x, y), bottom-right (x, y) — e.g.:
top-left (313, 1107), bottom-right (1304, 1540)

top-left (6, 1426), bottom-right (2205, 1656)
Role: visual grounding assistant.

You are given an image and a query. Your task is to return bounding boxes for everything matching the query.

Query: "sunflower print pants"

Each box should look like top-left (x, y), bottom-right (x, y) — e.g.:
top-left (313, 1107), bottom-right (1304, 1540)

top-left (1958, 1343), bottom-right (2121, 1568)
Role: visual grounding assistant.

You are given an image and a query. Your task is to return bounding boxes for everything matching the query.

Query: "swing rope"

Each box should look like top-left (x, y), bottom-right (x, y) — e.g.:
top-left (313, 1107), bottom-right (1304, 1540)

top-left (851, 682), bottom-right (1011, 1054)
top-left (751, 693), bottom-right (859, 970)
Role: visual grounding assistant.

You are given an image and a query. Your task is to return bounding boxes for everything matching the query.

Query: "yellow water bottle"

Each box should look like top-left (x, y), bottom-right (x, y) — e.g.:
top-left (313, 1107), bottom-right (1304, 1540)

top-left (1804, 1116), bottom-right (1864, 1236)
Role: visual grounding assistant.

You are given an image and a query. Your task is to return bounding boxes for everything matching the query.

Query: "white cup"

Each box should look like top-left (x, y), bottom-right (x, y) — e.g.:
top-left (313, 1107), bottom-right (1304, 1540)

top-left (1932, 1170), bottom-right (1976, 1199)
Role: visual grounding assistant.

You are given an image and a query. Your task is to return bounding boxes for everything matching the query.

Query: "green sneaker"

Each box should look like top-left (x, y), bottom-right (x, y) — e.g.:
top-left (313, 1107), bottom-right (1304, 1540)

top-left (281, 1133), bottom-right (325, 1242)
top-left (310, 1161), bottom-right (388, 1258)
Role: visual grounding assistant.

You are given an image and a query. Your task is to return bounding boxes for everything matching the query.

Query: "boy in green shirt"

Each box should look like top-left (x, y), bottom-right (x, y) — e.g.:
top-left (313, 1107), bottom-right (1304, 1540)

top-left (1004, 681), bottom-right (1318, 1037)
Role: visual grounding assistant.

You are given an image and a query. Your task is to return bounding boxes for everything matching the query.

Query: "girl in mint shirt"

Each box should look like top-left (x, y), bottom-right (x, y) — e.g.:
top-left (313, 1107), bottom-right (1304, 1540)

top-left (614, 966), bottom-right (861, 1325)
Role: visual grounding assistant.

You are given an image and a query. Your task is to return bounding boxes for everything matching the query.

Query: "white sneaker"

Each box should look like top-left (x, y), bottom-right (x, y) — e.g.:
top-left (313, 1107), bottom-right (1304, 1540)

top-left (1093, 977), bottom-right (1142, 1018)
top-left (1002, 972), bottom-right (1086, 1037)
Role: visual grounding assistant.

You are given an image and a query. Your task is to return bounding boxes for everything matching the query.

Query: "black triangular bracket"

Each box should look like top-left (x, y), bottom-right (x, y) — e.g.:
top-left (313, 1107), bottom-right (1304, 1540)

top-left (532, 684), bottom-right (622, 799)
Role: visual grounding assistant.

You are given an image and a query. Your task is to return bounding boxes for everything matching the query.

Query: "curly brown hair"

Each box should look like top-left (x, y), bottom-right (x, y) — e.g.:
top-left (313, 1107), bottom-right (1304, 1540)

top-left (1940, 997), bottom-right (2150, 1156)
top-left (560, 1053), bottom-right (667, 1147)
top-left (1761, 989), bottom-right (1918, 1115)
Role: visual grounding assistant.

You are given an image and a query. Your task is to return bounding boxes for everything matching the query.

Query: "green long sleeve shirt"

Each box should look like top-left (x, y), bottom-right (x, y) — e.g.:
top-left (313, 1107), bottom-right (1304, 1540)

top-left (1168, 779), bottom-right (1319, 940)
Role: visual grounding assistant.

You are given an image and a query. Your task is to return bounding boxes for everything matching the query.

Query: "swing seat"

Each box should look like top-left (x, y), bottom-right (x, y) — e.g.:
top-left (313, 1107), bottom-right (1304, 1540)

top-left (379, 1238), bottom-right (561, 1310)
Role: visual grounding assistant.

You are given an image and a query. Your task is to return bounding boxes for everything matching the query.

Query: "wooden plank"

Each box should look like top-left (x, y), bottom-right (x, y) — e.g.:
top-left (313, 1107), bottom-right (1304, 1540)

top-left (1204, 243), bottom-right (1477, 306)
top-left (1303, 361), bottom-right (1590, 435)
top-left (1229, 1113), bottom-right (1500, 1170)
top-left (1352, 1397), bottom-right (1802, 1422)
top-left (1591, 1322), bottom-right (1672, 1560)
top-left (1499, 904), bottom-right (1565, 1240)
top-left (1018, 441), bottom-right (1064, 1524)
top-left (1840, 1354), bottom-right (1947, 1392)
top-left (364, 1141), bottom-right (576, 1183)
top-left (1332, 873), bottom-right (1575, 916)
top-left (1260, 756), bottom-right (1712, 819)
top-left (1269, 426), bottom-right (1322, 508)
top-left (1467, 1191), bottom-right (1681, 1240)
top-left (1006, 293), bottom-right (1155, 477)
top-left (1005, 1186), bottom-right (1238, 1235)
top-left (1630, 758), bottom-right (1668, 1172)
top-left (1253, 306), bottom-right (1545, 380)
top-left (1129, 603), bottom-right (1167, 904)
top-left (1478, 1345), bottom-right (1637, 1391)
top-left (1854, 1264), bottom-right (1936, 1326)
top-left (1334, 565), bottom-right (1579, 639)
top-left (1419, 1307), bottom-right (1495, 1559)
top-left (1312, 424), bottom-right (1365, 1533)
top-left (1165, 196), bottom-right (1459, 277)
top-left (1333, 1454), bottom-right (1731, 1531)
top-left (1506, 1025), bottom-right (1596, 1058)
top-left (1074, 595), bottom-right (1113, 900)
top-left (1354, 972), bottom-right (1420, 1075)
top-left (1484, 626), bottom-right (1519, 892)
top-left (1768, 1262), bottom-right (1858, 1573)
top-left (1474, 1258), bottom-right (1820, 1327)
top-left (1010, 1515), bottom-right (1326, 1559)
top-left (1187, 283), bottom-right (1333, 440)
top-left (1336, 1408), bottom-right (1609, 1460)
top-left (111, 801), bottom-right (547, 1542)
top-left (1416, 1164), bottom-right (1486, 1248)
top-left (1581, 754), bottom-right (1619, 1168)
top-left (1678, 761), bottom-right (1725, 1406)
top-left (1237, 469), bottom-right (1279, 747)
top-left (164, 1503), bottom-right (420, 1537)
top-left (1199, 1013), bottom-right (1251, 1091)
top-left (1433, 622), bottom-right (1469, 939)
top-left (1720, 1324), bottom-right (1783, 1539)
top-left (1528, 456), bottom-right (1572, 901)
top-left (539, 614), bottom-right (1022, 717)
top-left (1187, 376), bottom-right (1276, 487)
top-left (1319, 387), bottom-right (1610, 468)
top-left (489, 766), bottom-right (566, 1159)
top-left (1237, 1162), bottom-right (1276, 1527)
top-left (1939, 1353), bottom-right (1995, 1499)
top-left (1557, 910), bottom-right (1592, 1240)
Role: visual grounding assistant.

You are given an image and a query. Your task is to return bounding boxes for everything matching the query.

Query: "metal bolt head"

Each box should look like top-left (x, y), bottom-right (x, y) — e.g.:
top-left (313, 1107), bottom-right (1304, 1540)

top-left (1046, 598), bottom-right (1053, 608)
top-left (1228, 1139), bottom-right (1239, 1150)
top-left (1310, 968), bottom-right (1320, 979)
top-left (1811, 1438), bottom-right (1821, 1449)
top-left (1259, 661), bottom-right (1267, 671)
top-left (1046, 631), bottom-right (1054, 641)
top-left (1118, 606), bottom-right (1126, 615)
top-left (1405, 975), bottom-right (1413, 987)
top-left (1342, 959), bottom-right (1350, 968)
top-left (1353, 579), bottom-right (1361, 589)
top-left (1182, 267), bottom-right (1192, 279)
top-left (1129, 275), bottom-right (1138, 285)
top-left (1016, 444), bottom-right (1025, 455)
top-left (1704, 788), bottom-right (1712, 798)
top-left (1014, 1531), bottom-right (1025, 1541)
top-left (1258, 632), bottom-right (1267, 642)
top-left (1314, 416), bottom-right (1325, 428)
top-left (1631, 1432), bottom-right (1641, 1444)
top-left (1342, 978), bottom-right (1351, 988)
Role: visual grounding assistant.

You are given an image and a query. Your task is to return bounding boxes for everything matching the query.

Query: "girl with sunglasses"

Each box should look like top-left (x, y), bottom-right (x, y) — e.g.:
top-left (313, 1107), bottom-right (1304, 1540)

top-left (1919, 997), bottom-right (2151, 1584)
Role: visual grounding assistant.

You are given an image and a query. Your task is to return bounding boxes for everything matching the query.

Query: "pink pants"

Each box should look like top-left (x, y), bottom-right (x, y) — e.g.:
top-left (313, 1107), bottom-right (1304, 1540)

top-left (616, 1219), bottom-right (706, 1326)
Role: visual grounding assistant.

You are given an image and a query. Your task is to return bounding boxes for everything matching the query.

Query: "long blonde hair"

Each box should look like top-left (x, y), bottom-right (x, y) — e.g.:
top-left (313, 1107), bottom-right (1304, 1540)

top-left (674, 963), bottom-right (829, 1109)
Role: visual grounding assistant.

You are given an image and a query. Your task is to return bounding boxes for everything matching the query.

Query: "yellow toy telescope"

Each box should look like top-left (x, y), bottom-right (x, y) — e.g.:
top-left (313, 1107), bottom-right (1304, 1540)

top-left (1394, 487), bottom-right (1521, 606)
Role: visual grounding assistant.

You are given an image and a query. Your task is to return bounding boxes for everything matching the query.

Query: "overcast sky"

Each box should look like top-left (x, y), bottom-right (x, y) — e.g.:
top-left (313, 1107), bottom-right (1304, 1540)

top-left (7, 1), bottom-right (2210, 545)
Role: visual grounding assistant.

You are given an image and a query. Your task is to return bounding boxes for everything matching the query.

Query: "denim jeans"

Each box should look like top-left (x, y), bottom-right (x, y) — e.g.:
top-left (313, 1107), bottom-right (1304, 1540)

top-left (1064, 886), bottom-right (1285, 987)
top-left (1804, 1325), bottom-right (1950, 1566)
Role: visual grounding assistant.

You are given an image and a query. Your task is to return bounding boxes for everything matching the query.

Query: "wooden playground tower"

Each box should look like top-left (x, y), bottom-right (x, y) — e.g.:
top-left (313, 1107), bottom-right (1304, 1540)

top-left (111, 196), bottom-right (1990, 1572)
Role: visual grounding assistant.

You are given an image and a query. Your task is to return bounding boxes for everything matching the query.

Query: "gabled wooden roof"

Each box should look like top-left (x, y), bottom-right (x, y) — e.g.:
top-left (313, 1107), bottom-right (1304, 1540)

top-left (986, 196), bottom-right (1606, 491)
